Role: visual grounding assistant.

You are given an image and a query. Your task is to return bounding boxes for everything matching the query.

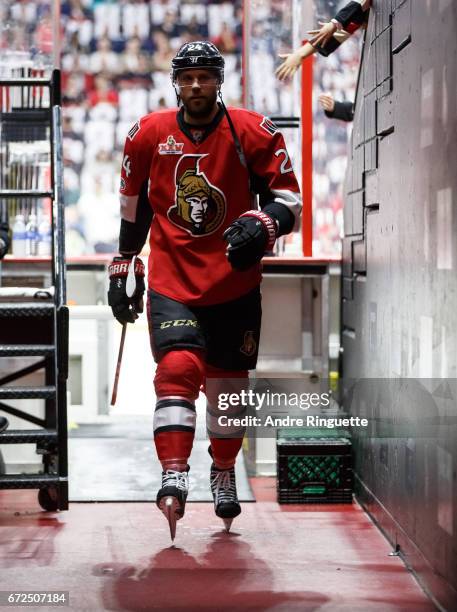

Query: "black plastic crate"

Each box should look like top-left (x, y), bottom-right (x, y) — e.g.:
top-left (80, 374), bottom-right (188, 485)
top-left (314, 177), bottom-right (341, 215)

top-left (277, 427), bottom-right (353, 504)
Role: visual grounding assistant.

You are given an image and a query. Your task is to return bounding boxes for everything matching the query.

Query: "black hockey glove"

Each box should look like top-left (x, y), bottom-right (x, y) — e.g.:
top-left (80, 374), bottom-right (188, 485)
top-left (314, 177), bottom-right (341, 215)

top-left (108, 256), bottom-right (145, 324)
top-left (223, 210), bottom-right (278, 271)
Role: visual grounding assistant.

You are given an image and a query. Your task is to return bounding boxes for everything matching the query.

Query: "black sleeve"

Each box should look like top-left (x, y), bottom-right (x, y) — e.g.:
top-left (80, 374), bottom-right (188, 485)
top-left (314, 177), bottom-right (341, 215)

top-left (262, 201), bottom-right (295, 237)
top-left (324, 100), bottom-right (354, 122)
top-left (119, 179), bottom-right (153, 257)
top-left (249, 171), bottom-right (296, 237)
top-left (334, 1), bottom-right (367, 30)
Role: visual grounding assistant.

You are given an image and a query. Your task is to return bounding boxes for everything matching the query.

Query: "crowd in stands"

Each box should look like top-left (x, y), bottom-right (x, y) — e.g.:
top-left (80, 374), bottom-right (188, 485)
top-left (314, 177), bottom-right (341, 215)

top-left (1, 0), bottom-right (360, 257)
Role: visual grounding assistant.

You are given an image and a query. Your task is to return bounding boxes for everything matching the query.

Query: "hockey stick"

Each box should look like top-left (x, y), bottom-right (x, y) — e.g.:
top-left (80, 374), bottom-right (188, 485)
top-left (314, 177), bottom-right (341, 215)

top-left (110, 322), bottom-right (127, 406)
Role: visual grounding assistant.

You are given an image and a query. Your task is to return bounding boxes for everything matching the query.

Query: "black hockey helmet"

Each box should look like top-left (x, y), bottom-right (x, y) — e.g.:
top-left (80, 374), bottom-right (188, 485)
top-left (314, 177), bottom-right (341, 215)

top-left (171, 41), bottom-right (224, 84)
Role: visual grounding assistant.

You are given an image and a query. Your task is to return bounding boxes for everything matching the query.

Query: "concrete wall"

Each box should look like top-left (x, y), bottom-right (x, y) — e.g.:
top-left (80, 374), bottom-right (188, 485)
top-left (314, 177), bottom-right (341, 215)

top-left (342, 1), bottom-right (457, 609)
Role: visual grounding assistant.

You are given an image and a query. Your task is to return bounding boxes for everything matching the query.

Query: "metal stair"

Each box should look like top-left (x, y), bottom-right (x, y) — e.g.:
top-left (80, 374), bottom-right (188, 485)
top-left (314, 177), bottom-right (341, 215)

top-left (0, 69), bottom-right (68, 512)
top-left (0, 345), bottom-right (55, 357)
top-left (0, 303), bottom-right (54, 317)
top-left (0, 386), bottom-right (57, 400)
top-left (0, 474), bottom-right (62, 488)
top-left (0, 429), bottom-right (57, 444)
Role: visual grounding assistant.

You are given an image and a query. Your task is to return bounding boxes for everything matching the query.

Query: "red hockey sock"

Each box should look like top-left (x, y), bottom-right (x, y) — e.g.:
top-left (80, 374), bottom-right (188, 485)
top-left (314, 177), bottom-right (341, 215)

top-left (205, 364), bottom-right (248, 470)
top-left (153, 349), bottom-right (205, 471)
top-left (209, 437), bottom-right (244, 469)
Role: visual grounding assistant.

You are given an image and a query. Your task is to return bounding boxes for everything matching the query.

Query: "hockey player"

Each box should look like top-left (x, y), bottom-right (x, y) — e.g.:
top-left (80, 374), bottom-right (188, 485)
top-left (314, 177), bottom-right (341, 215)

top-left (276, 0), bottom-right (371, 81)
top-left (108, 41), bottom-right (301, 539)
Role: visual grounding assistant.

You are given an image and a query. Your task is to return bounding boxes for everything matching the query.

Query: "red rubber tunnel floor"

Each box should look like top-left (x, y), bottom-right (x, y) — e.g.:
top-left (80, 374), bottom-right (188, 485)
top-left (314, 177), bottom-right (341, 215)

top-left (0, 479), bottom-right (434, 611)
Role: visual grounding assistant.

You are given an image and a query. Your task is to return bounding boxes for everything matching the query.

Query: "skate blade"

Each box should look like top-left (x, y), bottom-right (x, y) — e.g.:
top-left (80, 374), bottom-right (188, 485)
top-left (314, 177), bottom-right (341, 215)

top-left (222, 518), bottom-right (233, 532)
top-left (159, 496), bottom-right (181, 541)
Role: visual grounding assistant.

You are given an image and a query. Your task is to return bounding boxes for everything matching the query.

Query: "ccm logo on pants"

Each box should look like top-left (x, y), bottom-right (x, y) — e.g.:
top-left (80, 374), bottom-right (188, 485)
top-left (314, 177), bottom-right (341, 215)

top-left (159, 319), bottom-right (199, 329)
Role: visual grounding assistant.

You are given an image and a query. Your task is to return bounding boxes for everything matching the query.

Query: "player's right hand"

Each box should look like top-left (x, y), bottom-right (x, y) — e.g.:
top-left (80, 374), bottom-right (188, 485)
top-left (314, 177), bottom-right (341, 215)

top-left (108, 256), bottom-right (145, 324)
top-left (223, 210), bottom-right (277, 271)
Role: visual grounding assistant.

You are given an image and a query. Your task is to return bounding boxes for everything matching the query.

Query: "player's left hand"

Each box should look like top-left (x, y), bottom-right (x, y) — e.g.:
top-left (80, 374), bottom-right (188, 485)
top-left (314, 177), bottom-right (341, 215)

top-left (308, 21), bottom-right (337, 48)
top-left (223, 211), bottom-right (277, 271)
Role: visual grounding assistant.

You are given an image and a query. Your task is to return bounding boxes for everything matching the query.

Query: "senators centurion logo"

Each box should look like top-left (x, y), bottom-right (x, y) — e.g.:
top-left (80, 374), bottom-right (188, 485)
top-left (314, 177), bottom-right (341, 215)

top-left (167, 154), bottom-right (226, 236)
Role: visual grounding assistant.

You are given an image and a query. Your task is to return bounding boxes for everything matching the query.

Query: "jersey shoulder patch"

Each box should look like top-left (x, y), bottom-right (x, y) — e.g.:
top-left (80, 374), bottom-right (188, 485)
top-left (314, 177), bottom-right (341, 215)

top-left (127, 110), bottom-right (177, 142)
top-left (227, 108), bottom-right (279, 138)
top-left (127, 120), bottom-right (141, 141)
top-left (259, 116), bottom-right (279, 136)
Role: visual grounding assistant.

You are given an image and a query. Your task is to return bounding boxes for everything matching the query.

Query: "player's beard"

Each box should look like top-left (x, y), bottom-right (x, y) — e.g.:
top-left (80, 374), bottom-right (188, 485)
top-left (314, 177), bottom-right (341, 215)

top-left (184, 91), bottom-right (218, 120)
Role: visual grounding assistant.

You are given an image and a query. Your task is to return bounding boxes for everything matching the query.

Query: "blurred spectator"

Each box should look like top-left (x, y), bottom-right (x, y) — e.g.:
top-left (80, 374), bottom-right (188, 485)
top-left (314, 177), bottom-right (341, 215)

top-left (62, 1), bottom-right (93, 50)
top-left (76, 175), bottom-right (119, 251)
top-left (123, 2), bottom-right (150, 40)
top-left (65, 204), bottom-right (86, 256)
top-left (151, 31), bottom-right (175, 72)
top-left (88, 74), bottom-right (118, 108)
top-left (120, 36), bottom-right (143, 74)
top-left (62, 32), bottom-right (90, 72)
top-left (89, 36), bottom-right (119, 74)
top-left (93, 3), bottom-right (120, 41)
top-left (157, 10), bottom-right (182, 40)
top-left (62, 72), bottom-right (86, 105)
top-left (63, 166), bottom-right (81, 207)
top-left (184, 15), bottom-right (209, 41)
top-left (212, 22), bottom-right (237, 54)
top-left (34, 9), bottom-right (54, 55)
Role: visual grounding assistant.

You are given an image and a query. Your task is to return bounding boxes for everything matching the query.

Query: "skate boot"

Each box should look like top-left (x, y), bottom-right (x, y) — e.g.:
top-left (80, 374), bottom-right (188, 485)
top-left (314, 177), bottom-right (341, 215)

top-left (210, 463), bottom-right (241, 532)
top-left (156, 467), bottom-right (189, 541)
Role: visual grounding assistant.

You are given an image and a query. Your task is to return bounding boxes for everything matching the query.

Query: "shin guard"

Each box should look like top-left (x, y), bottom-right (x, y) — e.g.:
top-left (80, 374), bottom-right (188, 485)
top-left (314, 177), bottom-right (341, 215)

top-left (154, 350), bottom-right (205, 470)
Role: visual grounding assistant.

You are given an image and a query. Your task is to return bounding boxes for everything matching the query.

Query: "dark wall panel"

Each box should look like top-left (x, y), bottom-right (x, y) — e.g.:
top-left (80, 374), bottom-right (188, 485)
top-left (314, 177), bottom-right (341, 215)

top-left (342, 1), bottom-right (457, 609)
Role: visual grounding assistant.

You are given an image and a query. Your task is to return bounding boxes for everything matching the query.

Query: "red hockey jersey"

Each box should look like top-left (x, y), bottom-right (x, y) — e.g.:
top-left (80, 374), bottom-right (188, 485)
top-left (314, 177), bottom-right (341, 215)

top-left (119, 106), bottom-right (301, 306)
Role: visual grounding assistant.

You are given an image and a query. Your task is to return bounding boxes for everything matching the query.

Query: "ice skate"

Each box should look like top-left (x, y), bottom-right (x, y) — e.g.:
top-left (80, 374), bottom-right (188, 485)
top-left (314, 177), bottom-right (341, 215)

top-left (210, 464), bottom-right (241, 532)
top-left (156, 468), bottom-right (189, 541)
